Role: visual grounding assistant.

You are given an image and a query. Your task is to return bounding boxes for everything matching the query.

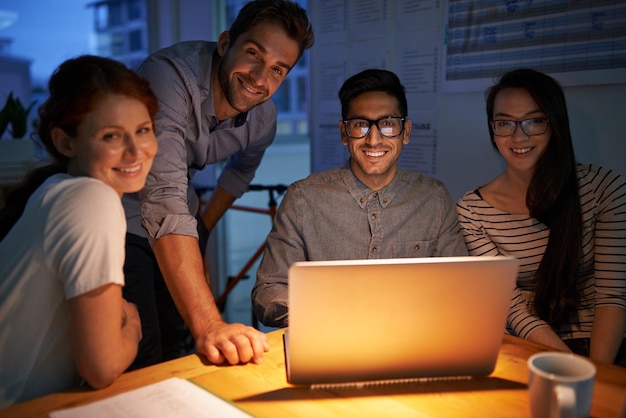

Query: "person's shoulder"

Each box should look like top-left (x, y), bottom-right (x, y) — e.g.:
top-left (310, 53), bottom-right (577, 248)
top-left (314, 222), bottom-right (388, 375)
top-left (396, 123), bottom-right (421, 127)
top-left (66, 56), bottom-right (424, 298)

top-left (41, 177), bottom-right (124, 236)
top-left (456, 188), bottom-right (487, 214)
top-left (577, 162), bottom-right (624, 183)
top-left (576, 162), bottom-right (626, 199)
top-left (399, 169), bottom-right (448, 192)
top-left (52, 177), bottom-right (121, 212)
top-left (458, 188), bottom-right (481, 202)
top-left (249, 99), bottom-right (278, 123)
top-left (291, 168), bottom-right (343, 189)
top-left (66, 176), bottom-right (118, 195)
top-left (139, 41), bottom-right (217, 81)
top-left (152, 40), bottom-right (216, 60)
top-left (39, 174), bottom-right (104, 197)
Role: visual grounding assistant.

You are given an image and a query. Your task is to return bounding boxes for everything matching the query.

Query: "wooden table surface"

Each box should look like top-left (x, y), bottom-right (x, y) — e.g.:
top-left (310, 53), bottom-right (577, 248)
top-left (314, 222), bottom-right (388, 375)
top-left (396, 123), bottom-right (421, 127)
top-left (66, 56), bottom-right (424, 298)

top-left (3, 330), bottom-right (626, 417)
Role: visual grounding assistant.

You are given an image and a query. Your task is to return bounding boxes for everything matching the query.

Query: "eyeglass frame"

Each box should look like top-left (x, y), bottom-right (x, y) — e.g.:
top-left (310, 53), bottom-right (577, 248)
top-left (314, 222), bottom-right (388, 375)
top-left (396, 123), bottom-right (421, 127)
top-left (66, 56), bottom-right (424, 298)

top-left (491, 118), bottom-right (550, 137)
top-left (342, 116), bottom-right (407, 139)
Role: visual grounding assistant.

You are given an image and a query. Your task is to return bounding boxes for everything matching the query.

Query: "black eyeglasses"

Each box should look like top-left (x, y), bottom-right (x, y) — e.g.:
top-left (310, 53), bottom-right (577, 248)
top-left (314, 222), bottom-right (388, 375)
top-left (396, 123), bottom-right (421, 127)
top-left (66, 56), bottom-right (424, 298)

top-left (343, 116), bottom-right (406, 139)
top-left (491, 118), bottom-right (550, 136)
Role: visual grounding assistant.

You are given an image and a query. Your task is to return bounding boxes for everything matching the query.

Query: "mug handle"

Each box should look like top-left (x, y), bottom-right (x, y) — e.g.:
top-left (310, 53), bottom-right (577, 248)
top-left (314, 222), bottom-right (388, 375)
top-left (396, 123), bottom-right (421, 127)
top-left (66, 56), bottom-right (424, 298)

top-left (551, 385), bottom-right (576, 418)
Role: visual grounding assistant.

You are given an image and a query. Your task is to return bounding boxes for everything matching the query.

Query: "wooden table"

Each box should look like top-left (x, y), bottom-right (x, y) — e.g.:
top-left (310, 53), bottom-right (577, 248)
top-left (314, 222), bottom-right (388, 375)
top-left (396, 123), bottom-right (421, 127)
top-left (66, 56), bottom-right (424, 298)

top-left (3, 330), bottom-right (626, 417)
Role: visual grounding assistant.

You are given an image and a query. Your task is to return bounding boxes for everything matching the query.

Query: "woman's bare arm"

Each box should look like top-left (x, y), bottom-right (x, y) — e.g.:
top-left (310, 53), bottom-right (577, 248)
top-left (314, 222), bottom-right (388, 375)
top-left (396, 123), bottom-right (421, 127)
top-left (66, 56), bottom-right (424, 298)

top-left (69, 283), bottom-right (142, 389)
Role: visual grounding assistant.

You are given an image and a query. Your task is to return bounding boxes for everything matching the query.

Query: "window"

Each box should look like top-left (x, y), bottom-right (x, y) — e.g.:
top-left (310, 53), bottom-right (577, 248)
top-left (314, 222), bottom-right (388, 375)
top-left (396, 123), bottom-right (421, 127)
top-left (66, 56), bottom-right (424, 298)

top-left (88, 0), bottom-right (148, 69)
top-left (127, 0), bottom-right (143, 20)
top-left (296, 76), bottom-right (307, 112)
top-left (94, 4), bottom-right (109, 30)
top-left (273, 83), bottom-right (290, 112)
top-left (128, 29), bottom-right (142, 51)
top-left (107, 2), bottom-right (123, 27)
top-left (109, 32), bottom-right (125, 55)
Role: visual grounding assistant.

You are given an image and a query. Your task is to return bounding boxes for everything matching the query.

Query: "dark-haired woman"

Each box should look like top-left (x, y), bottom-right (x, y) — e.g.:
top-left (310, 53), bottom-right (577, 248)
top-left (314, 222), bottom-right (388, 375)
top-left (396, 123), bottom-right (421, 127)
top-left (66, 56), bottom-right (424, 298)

top-left (457, 68), bottom-right (626, 365)
top-left (0, 55), bottom-right (158, 405)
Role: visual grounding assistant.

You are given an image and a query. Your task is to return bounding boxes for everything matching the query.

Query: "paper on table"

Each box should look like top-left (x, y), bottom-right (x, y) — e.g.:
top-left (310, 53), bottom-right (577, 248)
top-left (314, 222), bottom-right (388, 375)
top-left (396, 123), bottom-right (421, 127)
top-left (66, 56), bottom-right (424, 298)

top-left (48, 377), bottom-right (252, 418)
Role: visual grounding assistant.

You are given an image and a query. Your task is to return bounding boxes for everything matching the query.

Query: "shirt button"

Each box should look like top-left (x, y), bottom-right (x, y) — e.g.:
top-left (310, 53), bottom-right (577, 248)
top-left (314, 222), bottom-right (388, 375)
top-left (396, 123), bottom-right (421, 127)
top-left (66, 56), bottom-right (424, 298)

top-left (372, 247), bottom-right (378, 253)
top-left (373, 192), bottom-right (378, 197)
top-left (414, 244), bottom-right (420, 250)
top-left (371, 213), bottom-right (377, 220)
top-left (359, 198), bottom-right (364, 204)
top-left (382, 198), bottom-right (388, 204)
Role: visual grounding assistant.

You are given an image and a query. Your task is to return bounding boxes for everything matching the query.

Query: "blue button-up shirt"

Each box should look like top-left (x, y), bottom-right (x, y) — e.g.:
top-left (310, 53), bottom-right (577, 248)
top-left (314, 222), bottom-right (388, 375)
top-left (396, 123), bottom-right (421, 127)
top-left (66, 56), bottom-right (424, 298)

top-left (123, 41), bottom-right (277, 242)
top-left (252, 163), bottom-right (468, 327)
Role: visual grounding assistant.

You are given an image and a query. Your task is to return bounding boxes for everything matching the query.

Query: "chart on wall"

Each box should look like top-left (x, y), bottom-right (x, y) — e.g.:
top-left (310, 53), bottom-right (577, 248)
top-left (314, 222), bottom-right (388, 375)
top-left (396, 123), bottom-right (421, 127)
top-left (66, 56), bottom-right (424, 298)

top-left (309, 0), bottom-right (443, 175)
top-left (443, 0), bottom-right (626, 92)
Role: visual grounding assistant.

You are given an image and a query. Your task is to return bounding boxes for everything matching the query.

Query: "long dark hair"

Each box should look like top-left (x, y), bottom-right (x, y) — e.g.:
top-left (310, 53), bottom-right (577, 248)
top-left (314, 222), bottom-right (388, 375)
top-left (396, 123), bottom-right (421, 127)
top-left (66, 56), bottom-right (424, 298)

top-left (0, 55), bottom-right (158, 240)
top-left (485, 68), bottom-right (582, 327)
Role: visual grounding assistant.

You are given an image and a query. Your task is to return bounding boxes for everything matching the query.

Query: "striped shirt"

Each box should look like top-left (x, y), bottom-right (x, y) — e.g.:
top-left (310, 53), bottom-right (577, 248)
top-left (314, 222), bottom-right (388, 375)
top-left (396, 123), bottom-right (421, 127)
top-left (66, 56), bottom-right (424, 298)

top-left (457, 163), bottom-right (626, 340)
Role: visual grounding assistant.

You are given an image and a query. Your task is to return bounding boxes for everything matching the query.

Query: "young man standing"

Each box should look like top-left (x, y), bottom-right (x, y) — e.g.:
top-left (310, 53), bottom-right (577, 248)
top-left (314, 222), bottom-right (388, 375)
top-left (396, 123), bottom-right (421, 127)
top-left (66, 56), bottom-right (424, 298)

top-left (123, 0), bottom-right (314, 368)
top-left (252, 69), bottom-right (468, 328)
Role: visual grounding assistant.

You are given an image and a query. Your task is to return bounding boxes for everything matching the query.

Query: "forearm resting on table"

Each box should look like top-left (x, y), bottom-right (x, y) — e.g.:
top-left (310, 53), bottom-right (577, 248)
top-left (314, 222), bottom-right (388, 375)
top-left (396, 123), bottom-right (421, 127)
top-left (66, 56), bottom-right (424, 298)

top-left (152, 233), bottom-right (224, 338)
top-left (526, 325), bottom-right (572, 352)
top-left (590, 306), bottom-right (626, 364)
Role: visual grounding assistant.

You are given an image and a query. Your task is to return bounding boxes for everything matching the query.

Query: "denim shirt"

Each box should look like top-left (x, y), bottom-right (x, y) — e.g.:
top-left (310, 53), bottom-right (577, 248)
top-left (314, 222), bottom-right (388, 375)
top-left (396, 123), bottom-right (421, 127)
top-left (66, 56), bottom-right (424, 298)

top-left (122, 41), bottom-right (277, 242)
top-left (252, 163), bottom-right (468, 327)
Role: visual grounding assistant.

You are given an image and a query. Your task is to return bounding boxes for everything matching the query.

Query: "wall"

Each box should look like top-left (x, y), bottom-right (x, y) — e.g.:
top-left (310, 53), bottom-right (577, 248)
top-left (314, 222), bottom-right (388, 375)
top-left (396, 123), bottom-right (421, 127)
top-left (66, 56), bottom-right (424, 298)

top-left (308, 1), bottom-right (626, 201)
top-left (147, 0), bottom-right (218, 51)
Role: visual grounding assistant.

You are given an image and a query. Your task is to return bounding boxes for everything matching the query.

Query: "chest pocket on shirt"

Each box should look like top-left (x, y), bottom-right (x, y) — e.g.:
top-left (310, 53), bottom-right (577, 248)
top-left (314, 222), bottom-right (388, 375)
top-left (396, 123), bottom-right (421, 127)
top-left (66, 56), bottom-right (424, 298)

top-left (392, 240), bottom-right (434, 258)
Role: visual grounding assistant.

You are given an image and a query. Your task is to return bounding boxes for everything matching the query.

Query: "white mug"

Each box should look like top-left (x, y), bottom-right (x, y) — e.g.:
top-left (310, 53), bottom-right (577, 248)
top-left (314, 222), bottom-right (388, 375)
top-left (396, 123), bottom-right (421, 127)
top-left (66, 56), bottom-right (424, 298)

top-left (527, 352), bottom-right (596, 418)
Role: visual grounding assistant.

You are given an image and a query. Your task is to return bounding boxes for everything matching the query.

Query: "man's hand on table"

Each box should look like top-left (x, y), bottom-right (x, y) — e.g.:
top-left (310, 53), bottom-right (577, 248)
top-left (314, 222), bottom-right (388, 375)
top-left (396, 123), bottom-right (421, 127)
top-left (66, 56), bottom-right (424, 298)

top-left (195, 320), bottom-right (269, 365)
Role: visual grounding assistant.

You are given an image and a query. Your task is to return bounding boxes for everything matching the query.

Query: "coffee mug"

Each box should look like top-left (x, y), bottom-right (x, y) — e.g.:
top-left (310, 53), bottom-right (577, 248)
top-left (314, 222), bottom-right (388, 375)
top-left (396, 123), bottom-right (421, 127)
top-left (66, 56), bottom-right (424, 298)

top-left (527, 352), bottom-right (596, 418)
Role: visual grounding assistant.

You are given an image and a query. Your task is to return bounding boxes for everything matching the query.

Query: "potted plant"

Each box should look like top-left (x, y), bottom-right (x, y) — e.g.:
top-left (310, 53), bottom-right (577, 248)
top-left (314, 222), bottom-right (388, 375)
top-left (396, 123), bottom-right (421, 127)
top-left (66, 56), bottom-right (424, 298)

top-left (0, 92), bottom-right (37, 163)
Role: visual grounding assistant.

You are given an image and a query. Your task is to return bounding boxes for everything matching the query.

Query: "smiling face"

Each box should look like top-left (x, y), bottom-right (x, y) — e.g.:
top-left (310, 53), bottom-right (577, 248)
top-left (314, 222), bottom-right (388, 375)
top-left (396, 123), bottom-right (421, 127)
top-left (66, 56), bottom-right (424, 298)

top-left (214, 21), bottom-right (300, 121)
top-left (53, 94), bottom-right (157, 197)
top-left (492, 87), bottom-right (550, 178)
top-left (340, 91), bottom-right (411, 191)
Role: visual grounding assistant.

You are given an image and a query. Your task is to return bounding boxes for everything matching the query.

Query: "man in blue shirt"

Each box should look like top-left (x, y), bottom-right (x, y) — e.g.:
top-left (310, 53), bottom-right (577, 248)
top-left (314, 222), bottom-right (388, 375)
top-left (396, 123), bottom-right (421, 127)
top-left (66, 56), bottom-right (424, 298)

top-left (252, 69), bottom-right (468, 328)
top-left (122, 0), bottom-right (314, 368)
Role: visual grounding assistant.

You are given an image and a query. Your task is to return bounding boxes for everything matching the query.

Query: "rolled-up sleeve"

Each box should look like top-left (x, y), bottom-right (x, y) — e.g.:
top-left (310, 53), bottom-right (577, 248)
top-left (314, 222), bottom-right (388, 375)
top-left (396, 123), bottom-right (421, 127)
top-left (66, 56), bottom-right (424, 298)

top-left (137, 55), bottom-right (199, 243)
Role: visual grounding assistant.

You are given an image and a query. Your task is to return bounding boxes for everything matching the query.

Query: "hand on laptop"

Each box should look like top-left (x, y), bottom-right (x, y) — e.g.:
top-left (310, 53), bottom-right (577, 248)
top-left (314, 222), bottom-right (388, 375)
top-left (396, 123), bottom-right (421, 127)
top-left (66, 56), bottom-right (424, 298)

top-left (195, 320), bottom-right (269, 365)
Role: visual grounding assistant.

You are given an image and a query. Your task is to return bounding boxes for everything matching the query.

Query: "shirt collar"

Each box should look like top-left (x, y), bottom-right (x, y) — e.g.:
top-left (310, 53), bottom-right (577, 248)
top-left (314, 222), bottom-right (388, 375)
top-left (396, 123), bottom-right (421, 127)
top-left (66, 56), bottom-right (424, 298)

top-left (340, 159), bottom-right (401, 209)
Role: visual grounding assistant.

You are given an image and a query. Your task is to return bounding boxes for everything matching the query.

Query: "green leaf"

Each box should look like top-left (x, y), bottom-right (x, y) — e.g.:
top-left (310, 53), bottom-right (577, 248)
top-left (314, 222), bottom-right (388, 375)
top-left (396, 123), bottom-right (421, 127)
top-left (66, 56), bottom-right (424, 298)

top-left (0, 92), bottom-right (37, 139)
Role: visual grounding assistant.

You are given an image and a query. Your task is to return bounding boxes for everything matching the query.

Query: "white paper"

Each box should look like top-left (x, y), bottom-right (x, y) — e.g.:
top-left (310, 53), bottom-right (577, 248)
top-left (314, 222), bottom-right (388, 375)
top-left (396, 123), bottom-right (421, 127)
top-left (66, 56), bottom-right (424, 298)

top-left (49, 377), bottom-right (251, 418)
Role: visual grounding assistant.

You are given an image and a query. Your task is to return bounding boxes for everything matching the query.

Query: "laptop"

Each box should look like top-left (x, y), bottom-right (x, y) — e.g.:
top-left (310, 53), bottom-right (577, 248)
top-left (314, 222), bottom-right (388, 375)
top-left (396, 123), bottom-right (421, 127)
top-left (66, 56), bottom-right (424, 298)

top-left (284, 256), bottom-right (519, 386)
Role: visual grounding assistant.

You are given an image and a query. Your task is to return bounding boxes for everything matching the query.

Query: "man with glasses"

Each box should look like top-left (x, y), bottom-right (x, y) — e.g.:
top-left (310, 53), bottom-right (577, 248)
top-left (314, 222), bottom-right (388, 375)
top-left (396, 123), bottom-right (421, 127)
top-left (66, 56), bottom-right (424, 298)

top-left (252, 69), bottom-right (467, 328)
